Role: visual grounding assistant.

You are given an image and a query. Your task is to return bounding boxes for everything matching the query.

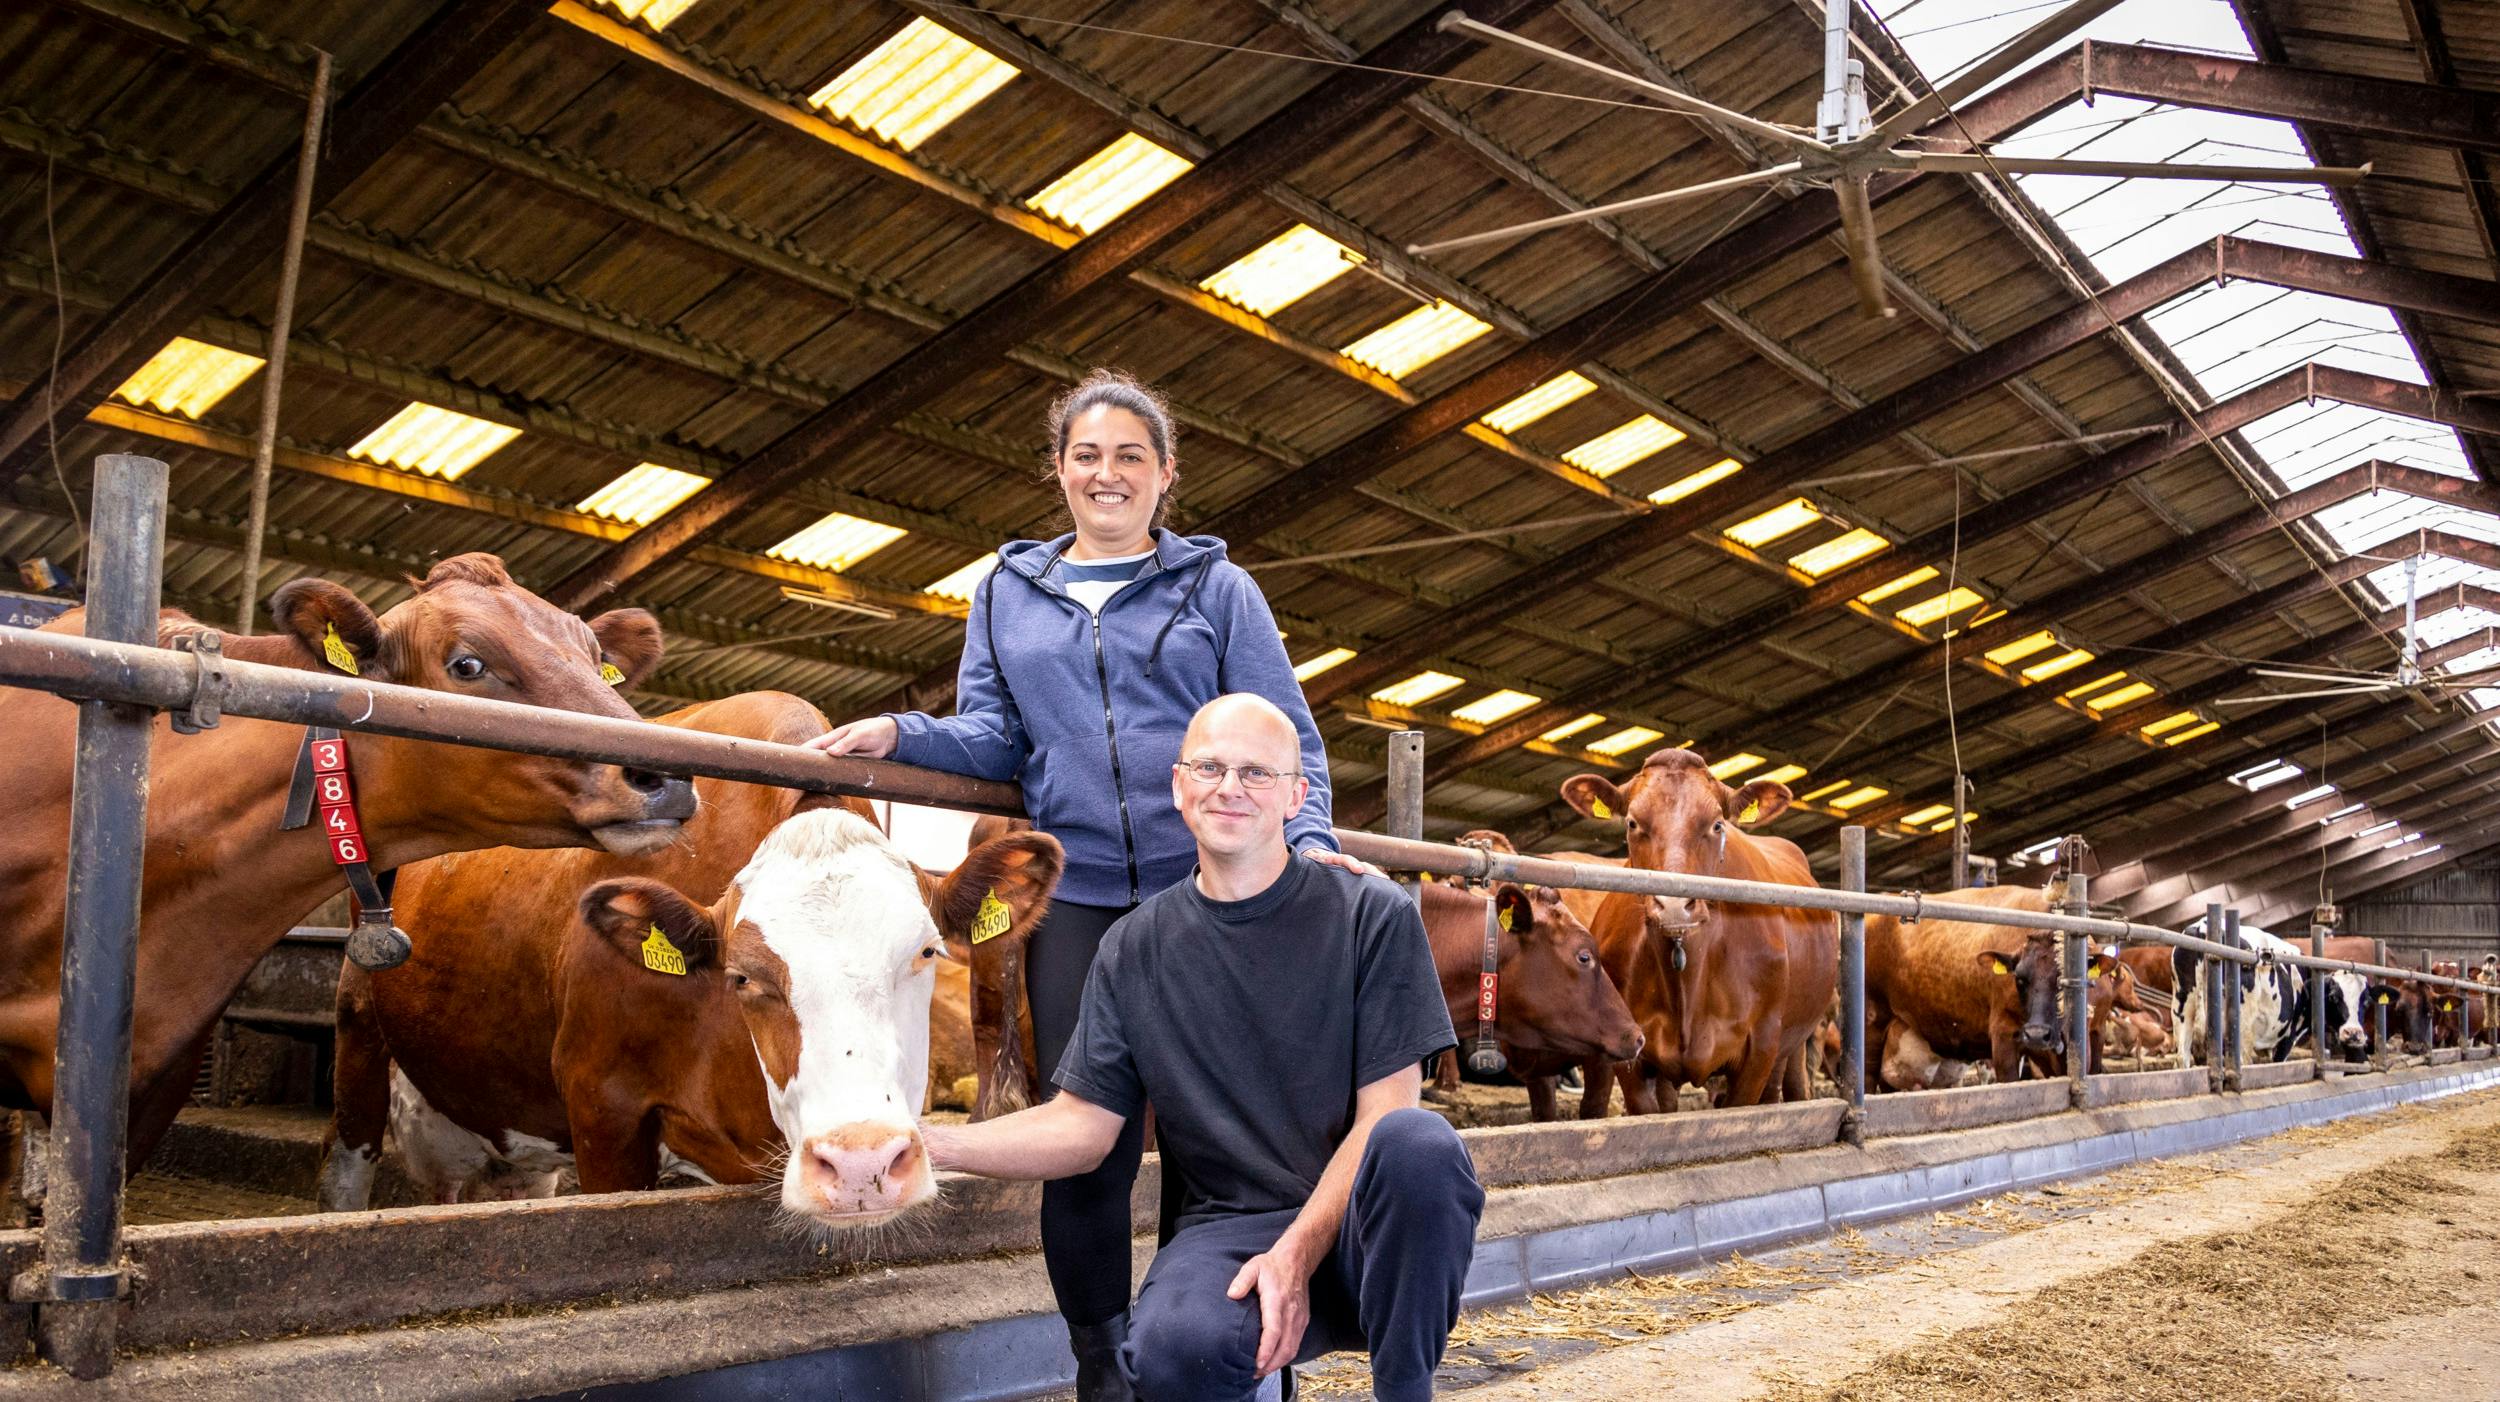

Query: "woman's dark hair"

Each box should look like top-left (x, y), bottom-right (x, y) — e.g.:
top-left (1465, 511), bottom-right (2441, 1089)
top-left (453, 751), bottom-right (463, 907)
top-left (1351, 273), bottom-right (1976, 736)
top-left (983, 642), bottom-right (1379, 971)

top-left (1045, 368), bottom-right (1179, 530)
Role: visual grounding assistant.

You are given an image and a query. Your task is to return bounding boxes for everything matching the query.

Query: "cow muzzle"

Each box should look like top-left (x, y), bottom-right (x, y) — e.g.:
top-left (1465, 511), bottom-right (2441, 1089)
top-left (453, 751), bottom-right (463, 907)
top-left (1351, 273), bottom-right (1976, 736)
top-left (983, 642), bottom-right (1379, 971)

top-left (586, 768), bottom-right (698, 854)
top-left (792, 1121), bottom-right (932, 1226)
top-left (2020, 1023), bottom-right (2062, 1054)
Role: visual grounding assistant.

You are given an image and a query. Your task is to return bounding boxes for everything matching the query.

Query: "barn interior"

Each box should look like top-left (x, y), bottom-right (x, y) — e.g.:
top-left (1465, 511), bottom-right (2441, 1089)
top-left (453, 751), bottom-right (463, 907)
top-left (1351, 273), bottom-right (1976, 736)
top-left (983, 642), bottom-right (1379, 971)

top-left (5, 0), bottom-right (2500, 946)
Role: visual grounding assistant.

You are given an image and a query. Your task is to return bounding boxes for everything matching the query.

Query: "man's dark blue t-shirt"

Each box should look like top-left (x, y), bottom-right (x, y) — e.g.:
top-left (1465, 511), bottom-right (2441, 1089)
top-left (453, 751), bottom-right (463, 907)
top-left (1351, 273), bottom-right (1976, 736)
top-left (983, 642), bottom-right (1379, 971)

top-left (1053, 856), bottom-right (1456, 1230)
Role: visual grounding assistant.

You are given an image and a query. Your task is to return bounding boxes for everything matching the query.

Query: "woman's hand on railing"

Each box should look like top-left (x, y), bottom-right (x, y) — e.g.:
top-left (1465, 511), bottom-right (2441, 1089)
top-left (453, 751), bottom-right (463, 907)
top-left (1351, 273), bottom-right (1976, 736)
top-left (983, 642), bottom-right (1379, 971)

top-left (805, 716), bottom-right (899, 759)
top-left (1302, 847), bottom-right (1384, 879)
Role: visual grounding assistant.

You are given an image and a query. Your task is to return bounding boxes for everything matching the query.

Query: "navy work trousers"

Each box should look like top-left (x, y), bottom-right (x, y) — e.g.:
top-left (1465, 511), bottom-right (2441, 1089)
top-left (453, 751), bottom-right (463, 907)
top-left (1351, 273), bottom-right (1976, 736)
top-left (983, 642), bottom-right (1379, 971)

top-left (1121, 1108), bottom-right (1485, 1402)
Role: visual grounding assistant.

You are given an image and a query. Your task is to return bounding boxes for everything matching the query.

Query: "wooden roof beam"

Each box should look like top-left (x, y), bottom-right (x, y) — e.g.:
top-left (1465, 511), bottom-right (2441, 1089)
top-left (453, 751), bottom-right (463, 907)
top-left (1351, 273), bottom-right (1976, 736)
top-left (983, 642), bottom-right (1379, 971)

top-left (0, 0), bottom-right (546, 479)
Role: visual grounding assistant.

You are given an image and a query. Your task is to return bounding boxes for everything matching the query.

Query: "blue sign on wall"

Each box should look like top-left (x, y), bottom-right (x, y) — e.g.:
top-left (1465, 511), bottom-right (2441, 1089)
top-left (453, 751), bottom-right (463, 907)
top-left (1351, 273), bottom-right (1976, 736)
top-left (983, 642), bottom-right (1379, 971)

top-left (0, 591), bottom-right (74, 630)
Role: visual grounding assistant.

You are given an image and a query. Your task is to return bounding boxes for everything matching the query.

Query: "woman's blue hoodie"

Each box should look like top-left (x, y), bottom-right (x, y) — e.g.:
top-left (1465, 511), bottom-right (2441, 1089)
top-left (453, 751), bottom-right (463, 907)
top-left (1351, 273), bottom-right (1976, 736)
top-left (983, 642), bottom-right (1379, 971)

top-left (886, 529), bottom-right (1337, 907)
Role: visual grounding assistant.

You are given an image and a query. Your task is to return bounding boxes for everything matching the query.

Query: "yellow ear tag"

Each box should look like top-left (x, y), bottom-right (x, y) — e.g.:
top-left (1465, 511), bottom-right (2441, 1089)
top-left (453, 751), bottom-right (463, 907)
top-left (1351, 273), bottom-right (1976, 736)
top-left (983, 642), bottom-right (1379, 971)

top-left (1497, 903), bottom-right (1516, 934)
top-left (641, 925), bottom-right (687, 976)
top-left (601, 661), bottom-right (626, 686)
top-left (1591, 798), bottom-right (1612, 820)
top-left (1738, 800), bottom-right (1762, 824)
top-left (2088, 966), bottom-right (2102, 981)
top-left (970, 889), bottom-right (1013, 945)
top-left (322, 624), bottom-right (359, 676)
top-left (1991, 957), bottom-right (2012, 975)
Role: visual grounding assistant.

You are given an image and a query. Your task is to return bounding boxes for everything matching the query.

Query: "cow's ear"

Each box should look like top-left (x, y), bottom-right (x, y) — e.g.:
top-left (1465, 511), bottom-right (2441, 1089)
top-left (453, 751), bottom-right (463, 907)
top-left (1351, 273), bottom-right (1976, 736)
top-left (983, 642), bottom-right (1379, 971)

top-left (2088, 952), bottom-right (2118, 981)
top-left (588, 608), bottom-right (665, 689)
top-left (1492, 885), bottom-right (1535, 937)
top-left (579, 877), bottom-right (720, 976)
top-left (1726, 779), bottom-right (1790, 826)
top-left (1975, 951), bottom-right (2015, 978)
top-left (269, 578), bottom-right (386, 678)
top-left (934, 830), bottom-right (1064, 957)
top-left (1561, 774), bottom-right (1627, 822)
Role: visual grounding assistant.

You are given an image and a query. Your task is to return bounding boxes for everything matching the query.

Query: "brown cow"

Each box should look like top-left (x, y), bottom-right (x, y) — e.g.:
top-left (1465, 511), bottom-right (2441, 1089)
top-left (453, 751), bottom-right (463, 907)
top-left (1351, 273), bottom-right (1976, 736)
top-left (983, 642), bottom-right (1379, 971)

top-left (1418, 881), bottom-right (1641, 1120)
top-left (1441, 829), bottom-right (1620, 929)
top-left (965, 814), bottom-right (1042, 1117)
top-left (1559, 750), bottom-right (1839, 1113)
top-left (1863, 885), bottom-right (2125, 1088)
top-left (319, 692), bottom-right (1057, 1209)
top-left (0, 555), bottom-right (692, 1186)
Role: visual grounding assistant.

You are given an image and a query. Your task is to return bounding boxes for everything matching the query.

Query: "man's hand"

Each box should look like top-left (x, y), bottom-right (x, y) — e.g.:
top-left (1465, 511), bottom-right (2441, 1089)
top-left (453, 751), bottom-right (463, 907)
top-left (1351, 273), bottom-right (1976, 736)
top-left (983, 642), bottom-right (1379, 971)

top-left (1226, 1239), bottom-right (1317, 1377)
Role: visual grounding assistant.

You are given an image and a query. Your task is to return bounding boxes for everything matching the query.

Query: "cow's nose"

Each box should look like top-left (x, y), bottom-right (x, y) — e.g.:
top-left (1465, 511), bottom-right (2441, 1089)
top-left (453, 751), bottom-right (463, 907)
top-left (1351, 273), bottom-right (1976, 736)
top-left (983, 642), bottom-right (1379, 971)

top-left (1652, 896), bottom-right (1698, 927)
top-left (799, 1124), bottom-right (927, 1218)
top-left (2021, 1023), bottom-right (2060, 1050)
top-left (627, 770), bottom-right (697, 820)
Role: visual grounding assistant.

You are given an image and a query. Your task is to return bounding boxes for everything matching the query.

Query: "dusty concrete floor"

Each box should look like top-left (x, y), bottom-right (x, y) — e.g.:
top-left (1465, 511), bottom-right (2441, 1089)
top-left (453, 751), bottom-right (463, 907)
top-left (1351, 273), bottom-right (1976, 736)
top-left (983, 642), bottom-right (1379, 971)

top-left (1288, 1087), bottom-right (2500, 1400)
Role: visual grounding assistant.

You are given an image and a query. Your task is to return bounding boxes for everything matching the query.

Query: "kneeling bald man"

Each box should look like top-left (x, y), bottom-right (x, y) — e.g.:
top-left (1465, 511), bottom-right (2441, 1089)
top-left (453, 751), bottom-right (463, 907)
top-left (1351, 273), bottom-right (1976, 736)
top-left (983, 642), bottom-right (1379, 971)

top-left (925, 693), bottom-right (1483, 1401)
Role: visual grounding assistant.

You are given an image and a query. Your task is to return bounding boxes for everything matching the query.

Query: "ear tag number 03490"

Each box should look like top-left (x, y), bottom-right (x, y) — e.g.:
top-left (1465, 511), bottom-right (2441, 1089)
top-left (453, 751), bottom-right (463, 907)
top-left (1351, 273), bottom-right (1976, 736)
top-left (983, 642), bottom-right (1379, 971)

top-left (970, 890), bottom-right (1013, 945)
top-left (322, 624), bottom-right (359, 676)
top-left (642, 925), bottom-right (688, 976)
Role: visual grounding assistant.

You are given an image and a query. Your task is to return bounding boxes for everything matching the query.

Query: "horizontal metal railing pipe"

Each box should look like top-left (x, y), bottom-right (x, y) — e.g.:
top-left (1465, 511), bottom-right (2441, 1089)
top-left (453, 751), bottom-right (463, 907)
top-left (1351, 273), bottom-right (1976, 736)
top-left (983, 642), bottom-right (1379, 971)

top-left (0, 626), bottom-right (2489, 997)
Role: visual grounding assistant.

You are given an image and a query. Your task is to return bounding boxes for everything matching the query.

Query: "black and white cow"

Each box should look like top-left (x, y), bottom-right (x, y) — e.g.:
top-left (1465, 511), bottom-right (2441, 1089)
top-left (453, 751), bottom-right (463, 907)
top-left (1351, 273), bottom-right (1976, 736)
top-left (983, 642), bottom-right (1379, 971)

top-left (2174, 918), bottom-right (2308, 1066)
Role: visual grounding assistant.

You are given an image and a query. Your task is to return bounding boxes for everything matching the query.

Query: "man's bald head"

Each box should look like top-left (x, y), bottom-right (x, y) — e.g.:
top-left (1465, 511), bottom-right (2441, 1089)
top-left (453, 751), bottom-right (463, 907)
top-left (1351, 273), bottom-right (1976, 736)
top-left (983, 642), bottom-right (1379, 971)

top-left (1181, 693), bottom-right (1301, 771)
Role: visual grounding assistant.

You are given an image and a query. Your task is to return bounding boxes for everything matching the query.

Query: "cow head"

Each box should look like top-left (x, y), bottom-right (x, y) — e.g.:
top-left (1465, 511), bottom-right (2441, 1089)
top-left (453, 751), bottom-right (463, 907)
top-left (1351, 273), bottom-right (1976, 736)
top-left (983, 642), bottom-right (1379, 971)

top-left (1487, 884), bottom-right (1643, 1063)
top-left (2361, 980), bottom-right (2432, 1052)
top-left (1561, 749), bottom-right (1789, 924)
top-left (269, 554), bottom-right (694, 855)
top-left (577, 809), bottom-right (1059, 1229)
top-left (2321, 971), bottom-right (2372, 1056)
top-left (1975, 934), bottom-right (2118, 1059)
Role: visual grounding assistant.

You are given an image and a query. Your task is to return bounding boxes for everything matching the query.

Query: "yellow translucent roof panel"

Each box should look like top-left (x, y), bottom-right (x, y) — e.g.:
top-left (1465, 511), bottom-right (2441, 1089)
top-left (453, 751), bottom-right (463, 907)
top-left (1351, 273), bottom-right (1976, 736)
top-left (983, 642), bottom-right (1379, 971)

top-left (1649, 457), bottom-right (1742, 506)
top-left (1983, 630), bottom-right (2060, 666)
top-left (1291, 646), bottom-right (1356, 683)
top-left (1706, 752), bottom-right (1765, 780)
top-left (809, 18), bottom-right (1017, 151)
top-left (1724, 498), bottom-right (1824, 548)
top-left (2085, 680), bottom-right (2158, 711)
top-left (1562, 415), bottom-right (1685, 478)
top-left (1899, 803), bottom-right (1955, 826)
top-left (1200, 224), bottom-right (1359, 316)
top-left (1758, 764), bottom-right (1808, 786)
top-left (2061, 670), bottom-right (2130, 699)
top-left (1786, 527), bottom-right (1889, 578)
top-left (1340, 301), bottom-right (1493, 379)
top-left (1540, 712), bottom-right (1606, 743)
top-left (1027, 133), bottom-right (1191, 234)
top-left (1895, 586), bottom-right (1985, 627)
top-left (2163, 719), bottom-right (2222, 746)
top-left (609, 0), bottom-right (705, 29)
top-left (1857, 565), bottom-right (1938, 605)
top-left (766, 512), bottom-right (908, 571)
top-left (2021, 648), bottom-right (2095, 682)
top-left (2140, 710), bottom-right (2204, 738)
top-left (1371, 670), bottom-right (1463, 706)
top-left (1481, 373), bottom-right (1597, 432)
top-left (1829, 785), bottom-right (1887, 811)
top-left (1798, 780), bottom-right (1852, 802)
top-left (576, 463), bottom-right (709, 526)
top-left (1929, 812), bottom-right (1977, 833)
top-left (1586, 725), bottom-right (1664, 757)
top-left (1452, 689), bottom-right (1541, 724)
top-left (348, 403), bottom-right (520, 481)
top-left (114, 337), bottom-right (264, 419)
top-left (922, 555), bottom-right (998, 602)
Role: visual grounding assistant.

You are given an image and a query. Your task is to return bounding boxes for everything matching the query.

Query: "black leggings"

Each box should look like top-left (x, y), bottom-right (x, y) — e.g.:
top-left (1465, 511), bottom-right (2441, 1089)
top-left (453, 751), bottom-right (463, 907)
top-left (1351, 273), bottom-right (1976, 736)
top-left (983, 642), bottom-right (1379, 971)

top-left (1026, 898), bottom-right (1146, 1327)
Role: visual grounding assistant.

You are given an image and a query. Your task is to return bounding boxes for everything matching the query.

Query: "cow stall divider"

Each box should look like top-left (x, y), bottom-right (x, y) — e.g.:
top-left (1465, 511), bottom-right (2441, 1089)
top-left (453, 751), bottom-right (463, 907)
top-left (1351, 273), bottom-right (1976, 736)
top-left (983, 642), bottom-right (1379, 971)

top-left (0, 463), bottom-right (2495, 1381)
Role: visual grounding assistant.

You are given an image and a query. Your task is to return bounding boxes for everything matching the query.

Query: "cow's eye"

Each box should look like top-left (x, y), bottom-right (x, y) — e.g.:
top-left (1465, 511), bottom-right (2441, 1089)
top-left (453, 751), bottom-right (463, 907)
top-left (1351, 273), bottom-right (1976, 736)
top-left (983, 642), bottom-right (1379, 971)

top-left (1577, 950), bottom-right (1595, 968)
top-left (919, 944), bottom-right (939, 962)
top-left (729, 971), bottom-right (751, 990)
top-left (448, 654), bottom-right (487, 681)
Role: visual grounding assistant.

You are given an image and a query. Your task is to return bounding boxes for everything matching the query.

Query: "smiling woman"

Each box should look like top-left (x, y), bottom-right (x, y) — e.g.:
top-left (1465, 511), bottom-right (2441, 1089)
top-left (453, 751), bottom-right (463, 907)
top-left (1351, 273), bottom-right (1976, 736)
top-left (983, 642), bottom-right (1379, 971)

top-left (801, 366), bottom-right (1356, 1401)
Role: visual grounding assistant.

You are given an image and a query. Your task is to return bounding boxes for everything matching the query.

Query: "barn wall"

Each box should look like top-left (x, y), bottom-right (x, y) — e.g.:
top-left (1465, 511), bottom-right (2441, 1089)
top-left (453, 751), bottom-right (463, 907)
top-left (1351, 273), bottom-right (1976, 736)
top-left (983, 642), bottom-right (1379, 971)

top-left (2347, 851), bottom-right (2500, 967)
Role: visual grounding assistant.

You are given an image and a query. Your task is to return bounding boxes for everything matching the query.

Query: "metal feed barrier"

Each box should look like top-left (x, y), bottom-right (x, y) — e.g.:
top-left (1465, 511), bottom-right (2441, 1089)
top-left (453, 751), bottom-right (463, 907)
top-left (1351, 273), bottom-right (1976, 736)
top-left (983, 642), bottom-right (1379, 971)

top-left (0, 455), bottom-right (2493, 1378)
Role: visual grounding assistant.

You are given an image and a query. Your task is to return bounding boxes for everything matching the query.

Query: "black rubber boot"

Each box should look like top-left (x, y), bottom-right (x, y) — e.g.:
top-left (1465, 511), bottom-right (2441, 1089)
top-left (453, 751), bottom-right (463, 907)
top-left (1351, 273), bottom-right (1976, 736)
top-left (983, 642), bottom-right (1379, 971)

top-left (1068, 1313), bottom-right (1136, 1402)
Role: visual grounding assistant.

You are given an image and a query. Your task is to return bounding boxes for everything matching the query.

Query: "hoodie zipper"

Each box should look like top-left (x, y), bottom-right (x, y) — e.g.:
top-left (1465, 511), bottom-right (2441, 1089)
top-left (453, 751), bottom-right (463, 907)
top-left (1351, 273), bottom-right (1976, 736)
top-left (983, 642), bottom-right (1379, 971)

top-left (1090, 611), bottom-right (1142, 904)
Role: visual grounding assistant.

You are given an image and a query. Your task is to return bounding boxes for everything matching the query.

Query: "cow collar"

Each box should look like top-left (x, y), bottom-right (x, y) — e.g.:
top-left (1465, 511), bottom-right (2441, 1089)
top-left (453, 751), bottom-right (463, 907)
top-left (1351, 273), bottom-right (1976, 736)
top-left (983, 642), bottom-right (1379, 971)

top-left (1453, 835), bottom-right (1507, 1076)
top-left (281, 728), bottom-right (411, 971)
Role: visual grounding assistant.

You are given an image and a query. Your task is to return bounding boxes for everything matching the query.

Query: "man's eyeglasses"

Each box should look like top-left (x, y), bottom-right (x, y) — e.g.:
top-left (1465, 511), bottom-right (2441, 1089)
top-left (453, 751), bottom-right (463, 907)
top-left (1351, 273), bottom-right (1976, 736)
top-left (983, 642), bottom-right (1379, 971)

top-left (1175, 759), bottom-right (1299, 790)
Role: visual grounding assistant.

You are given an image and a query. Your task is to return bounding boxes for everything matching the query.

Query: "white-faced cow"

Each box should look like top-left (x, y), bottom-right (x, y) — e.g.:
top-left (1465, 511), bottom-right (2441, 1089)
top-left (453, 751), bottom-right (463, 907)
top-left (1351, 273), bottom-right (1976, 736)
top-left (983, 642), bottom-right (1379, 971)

top-left (2174, 917), bottom-right (2307, 1067)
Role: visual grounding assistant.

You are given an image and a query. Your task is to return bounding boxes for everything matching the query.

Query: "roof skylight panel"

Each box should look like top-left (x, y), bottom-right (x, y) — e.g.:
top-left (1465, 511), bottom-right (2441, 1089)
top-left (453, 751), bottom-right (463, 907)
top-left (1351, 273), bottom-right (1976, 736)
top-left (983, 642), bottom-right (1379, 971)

top-left (1339, 302), bottom-right (1495, 379)
top-left (1201, 225), bottom-right (1361, 316)
top-left (1027, 133), bottom-right (1192, 234)
top-left (1371, 671), bottom-right (1464, 706)
top-left (1540, 713), bottom-right (1606, 743)
top-left (1482, 373), bottom-right (1598, 432)
top-left (1787, 528), bottom-right (1890, 578)
top-left (809, 18), bottom-right (1018, 151)
top-left (1563, 416), bottom-right (1686, 477)
top-left (1291, 647), bottom-right (1356, 682)
top-left (606, 0), bottom-right (706, 29)
top-left (766, 512), bottom-right (908, 571)
top-left (922, 555), bottom-right (998, 602)
top-left (1586, 725), bottom-right (1664, 757)
top-left (115, 338), bottom-right (264, 418)
top-left (1452, 689), bottom-right (1542, 725)
top-left (349, 403), bottom-right (521, 480)
top-left (577, 463), bottom-right (709, 525)
top-left (1648, 457), bottom-right (1743, 505)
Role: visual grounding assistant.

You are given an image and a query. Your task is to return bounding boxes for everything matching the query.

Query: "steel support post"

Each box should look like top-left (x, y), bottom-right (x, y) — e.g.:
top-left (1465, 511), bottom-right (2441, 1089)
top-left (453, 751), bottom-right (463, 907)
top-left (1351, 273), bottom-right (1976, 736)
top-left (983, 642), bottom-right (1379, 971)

top-left (1387, 730), bottom-right (1423, 902)
top-left (2222, 909), bottom-right (2245, 1091)
top-left (2375, 938), bottom-right (2392, 1060)
top-left (1838, 826), bottom-right (1867, 1143)
top-left (2204, 904), bottom-right (2227, 1094)
top-left (2311, 923), bottom-right (2331, 1077)
top-left (2063, 868), bottom-right (2092, 1108)
top-left (21, 455), bottom-right (167, 1378)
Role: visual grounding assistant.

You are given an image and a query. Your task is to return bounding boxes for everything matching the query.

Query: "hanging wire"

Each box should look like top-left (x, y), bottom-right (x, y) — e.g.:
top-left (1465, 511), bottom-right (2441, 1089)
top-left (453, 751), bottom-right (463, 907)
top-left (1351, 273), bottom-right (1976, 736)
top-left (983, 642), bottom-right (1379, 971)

top-left (41, 152), bottom-right (86, 569)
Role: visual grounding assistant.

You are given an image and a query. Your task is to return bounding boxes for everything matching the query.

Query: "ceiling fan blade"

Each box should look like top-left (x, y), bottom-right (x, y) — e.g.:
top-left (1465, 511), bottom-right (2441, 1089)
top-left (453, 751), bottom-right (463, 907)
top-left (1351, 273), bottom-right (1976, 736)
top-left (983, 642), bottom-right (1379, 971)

top-left (1906, 153), bottom-right (2372, 186)
top-left (1435, 13), bottom-right (1828, 156)
top-left (2252, 665), bottom-right (2396, 684)
top-left (1865, 0), bottom-right (2130, 146)
top-left (1834, 173), bottom-right (1892, 319)
top-left (1406, 161), bottom-right (1803, 256)
top-left (2215, 685), bottom-right (2399, 704)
